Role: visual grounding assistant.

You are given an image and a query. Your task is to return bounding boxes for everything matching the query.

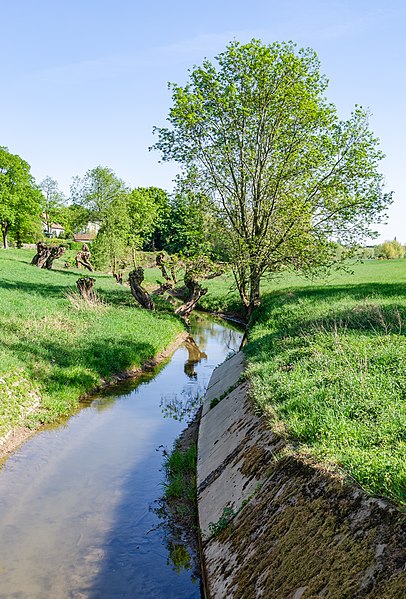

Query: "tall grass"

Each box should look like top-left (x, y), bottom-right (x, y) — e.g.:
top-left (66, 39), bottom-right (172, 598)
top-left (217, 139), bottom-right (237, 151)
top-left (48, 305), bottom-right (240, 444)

top-left (245, 274), bottom-right (406, 506)
top-left (0, 249), bottom-right (184, 432)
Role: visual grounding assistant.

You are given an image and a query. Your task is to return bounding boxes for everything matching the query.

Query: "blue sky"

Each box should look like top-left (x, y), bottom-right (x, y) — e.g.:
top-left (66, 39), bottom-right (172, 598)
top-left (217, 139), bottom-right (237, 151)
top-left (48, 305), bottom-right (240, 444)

top-left (1, 0), bottom-right (405, 242)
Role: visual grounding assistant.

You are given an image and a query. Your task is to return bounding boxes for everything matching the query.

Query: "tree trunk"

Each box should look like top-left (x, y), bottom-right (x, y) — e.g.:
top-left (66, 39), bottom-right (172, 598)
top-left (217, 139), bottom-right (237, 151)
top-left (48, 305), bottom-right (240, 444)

top-left (31, 241), bottom-right (51, 268)
top-left (183, 335), bottom-right (207, 378)
top-left (76, 277), bottom-right (97, 302)
top-left (170, 264), bottom-right (178, 284)
top-left (75, 244), bottom-right (94, 272)
top-left (156, 252), bottom-right (172, 282)
top-left (152, 281), bottom-right (173, 295)
top-left (175, 274), bottom-right (207, 320)
top-left (45, 245), bottom-right (66, 269)
top-left (129, 267), bottom-right (154, 310)
top-left (247, 271), bottom-right (261, 318)
top-left (2, 223), bottom-right (9, 249)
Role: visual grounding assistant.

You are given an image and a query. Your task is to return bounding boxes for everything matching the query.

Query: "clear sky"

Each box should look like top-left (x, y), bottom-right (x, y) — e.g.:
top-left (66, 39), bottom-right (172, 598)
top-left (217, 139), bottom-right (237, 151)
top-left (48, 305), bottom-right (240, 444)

top-left (1, 0), bottom-right (405, 242)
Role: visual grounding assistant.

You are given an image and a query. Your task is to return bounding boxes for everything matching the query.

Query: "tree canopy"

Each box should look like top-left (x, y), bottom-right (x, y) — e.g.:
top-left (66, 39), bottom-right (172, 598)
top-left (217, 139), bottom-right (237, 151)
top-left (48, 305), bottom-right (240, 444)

top-left (0, 146), bottom-right (42, 248)
top-left (70, 166), bottom-right (127, 220)
top-left (40, 176), bottom-right (66, 234)
top-left (153, 39), bottom-right (393, 315)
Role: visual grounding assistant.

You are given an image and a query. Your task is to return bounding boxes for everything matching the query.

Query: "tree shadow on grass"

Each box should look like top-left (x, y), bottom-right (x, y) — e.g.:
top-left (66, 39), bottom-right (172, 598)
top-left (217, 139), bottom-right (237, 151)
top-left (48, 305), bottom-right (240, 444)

top-left (3, 335), bottom-right (156, 392)
top-left (247, 282), bottom-right (406, 363)
top-left (0, 275), bottom-right (137, 308)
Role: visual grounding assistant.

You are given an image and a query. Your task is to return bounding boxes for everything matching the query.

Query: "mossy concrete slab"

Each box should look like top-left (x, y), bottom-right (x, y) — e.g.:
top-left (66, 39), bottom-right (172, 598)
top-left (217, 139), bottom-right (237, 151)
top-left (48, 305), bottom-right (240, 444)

top-left (198, 370), bottom-right (282, 540)
top-left (197, 355), bottom-right (406, 598)
top-left (203, 455), bottom-right (406, 598)
top-left (201, 351), bottom-right (245, 417)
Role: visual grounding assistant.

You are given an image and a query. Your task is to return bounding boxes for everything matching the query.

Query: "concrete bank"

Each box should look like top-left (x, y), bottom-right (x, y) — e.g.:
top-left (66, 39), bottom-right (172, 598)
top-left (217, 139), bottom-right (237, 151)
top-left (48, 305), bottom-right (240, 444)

top-left (197, 351), bottom-right (406, 599)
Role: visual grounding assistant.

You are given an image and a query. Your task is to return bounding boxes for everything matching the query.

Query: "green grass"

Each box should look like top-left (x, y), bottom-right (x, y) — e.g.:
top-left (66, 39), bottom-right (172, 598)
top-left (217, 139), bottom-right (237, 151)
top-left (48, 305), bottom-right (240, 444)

top-left (242, 261), bottom-right (406, 506)
top-left (200, 259), bottom-right (406, 315)
top-left (0, 248), bottom-right (184, 435)
top-left (164, 443), bottom-right (197, 512)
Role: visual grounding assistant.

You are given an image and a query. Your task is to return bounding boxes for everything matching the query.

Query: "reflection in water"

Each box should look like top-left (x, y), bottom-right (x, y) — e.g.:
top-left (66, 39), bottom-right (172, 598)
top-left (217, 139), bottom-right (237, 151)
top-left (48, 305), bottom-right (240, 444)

top-left (160, 386), bottom-right (203, 422)
top-left (184, 336), bottom-right (207, 379)
top-left (160, 334), bottom-right (210, 421)
top-left (168, 542), bottom-right (193, 574)
top-left (0, 314), bottom-right (243, 599)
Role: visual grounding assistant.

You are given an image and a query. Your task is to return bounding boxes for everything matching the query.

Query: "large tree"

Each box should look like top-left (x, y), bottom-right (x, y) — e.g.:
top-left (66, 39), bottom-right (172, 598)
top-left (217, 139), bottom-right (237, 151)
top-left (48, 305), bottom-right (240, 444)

top-left (126, 186), bottom-right (170, 255)
top-left (40, 176), bottom-right (66, 234)
top-left (153, 40), bottom-right (392, 315)
top-left (0, 147), bottom-right (42, 249)
top-left (70, 166), bottom-right (127, 220)
top-left (92, 194), bottom-right (130, 275)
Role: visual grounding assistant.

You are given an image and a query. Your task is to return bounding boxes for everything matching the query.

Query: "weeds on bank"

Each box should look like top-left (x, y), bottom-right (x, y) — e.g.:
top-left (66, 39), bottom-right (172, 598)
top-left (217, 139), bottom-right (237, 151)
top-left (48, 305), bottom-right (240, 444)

top-left (163, 443), bottom-right (197, 518)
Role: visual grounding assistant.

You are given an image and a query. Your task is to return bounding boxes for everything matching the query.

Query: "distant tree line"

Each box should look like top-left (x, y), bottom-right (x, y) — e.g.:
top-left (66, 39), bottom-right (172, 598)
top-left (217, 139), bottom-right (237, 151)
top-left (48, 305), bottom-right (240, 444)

top-left (0, 149), bottom-right (225, 266)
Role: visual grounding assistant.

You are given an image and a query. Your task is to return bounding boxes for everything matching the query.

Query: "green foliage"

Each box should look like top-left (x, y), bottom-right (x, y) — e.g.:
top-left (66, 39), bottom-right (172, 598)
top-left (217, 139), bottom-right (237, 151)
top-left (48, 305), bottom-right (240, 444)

top-left (127, 186), bottom-right (171, 252)
top-left (61, 203), bottom-right (91, 236)
top-left (164, 443), bottom-right (197, 508)
top-left (375, 239), bottom-right (406, 260)
top-left (160, 183), bottom-right (226, 259)
top-left (0, 249), bottom-right (183, 431)
top-left (208, 506), bottom-right (236, 536)
top-left (153, 39), bottom-right (392, 314)
top-left (92, 195), bottom-right (131, 271)
top-left (0, 146), bottom-right (43, 248)
top-left (67, 241), bottom-right (85, 251)
top-left (40, 176), bottom-right (66, 233)
top-left (244, 261), bottom-right (406, 505)
top-left (70, 165), bottom-right (127, 220)
top-left (210, 397), bottom-right (221, 409)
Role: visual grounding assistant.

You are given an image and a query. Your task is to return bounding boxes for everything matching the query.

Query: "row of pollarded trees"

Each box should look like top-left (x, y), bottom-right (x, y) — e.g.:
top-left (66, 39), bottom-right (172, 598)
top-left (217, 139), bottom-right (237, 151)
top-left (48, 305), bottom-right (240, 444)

top-left (74, 250), bottom-right (219, 322)
top-left (0, 146), bottom-right (225, 280)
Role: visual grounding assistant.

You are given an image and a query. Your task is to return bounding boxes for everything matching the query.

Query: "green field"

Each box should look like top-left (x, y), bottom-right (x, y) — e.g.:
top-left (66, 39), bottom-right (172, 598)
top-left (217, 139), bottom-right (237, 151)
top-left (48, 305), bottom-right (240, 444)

top-left (0, 249), bottom-right (184, 437)
top-left (235, 260), bottom-right (406, 506)
top-left (1, 249), bottom-right (405, 506)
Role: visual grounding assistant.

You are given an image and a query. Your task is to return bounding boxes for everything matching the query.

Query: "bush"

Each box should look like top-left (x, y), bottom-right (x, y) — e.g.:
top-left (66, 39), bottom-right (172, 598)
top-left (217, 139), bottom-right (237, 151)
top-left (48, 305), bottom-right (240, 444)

top-left (67, 241), bottom-right (85, 251)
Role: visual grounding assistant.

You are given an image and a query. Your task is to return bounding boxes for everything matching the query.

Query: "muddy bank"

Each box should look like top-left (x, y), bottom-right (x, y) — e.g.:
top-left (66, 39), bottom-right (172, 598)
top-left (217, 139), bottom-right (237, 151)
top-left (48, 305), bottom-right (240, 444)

top-left (197, 352), bottom-right (406, 598)
top-left (0, 331), bottom-right (189, 462)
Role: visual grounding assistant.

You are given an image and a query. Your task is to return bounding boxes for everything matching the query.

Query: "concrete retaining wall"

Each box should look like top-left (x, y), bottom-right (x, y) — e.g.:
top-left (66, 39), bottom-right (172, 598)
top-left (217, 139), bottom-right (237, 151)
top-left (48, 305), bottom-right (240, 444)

top-left (197, 352), bottom-right (406, 599)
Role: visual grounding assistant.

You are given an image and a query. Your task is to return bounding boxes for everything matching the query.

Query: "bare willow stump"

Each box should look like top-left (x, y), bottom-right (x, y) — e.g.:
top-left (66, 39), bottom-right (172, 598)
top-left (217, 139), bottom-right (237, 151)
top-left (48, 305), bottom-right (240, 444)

top-left (175, 274), bottom-right (208, 319)
top-left (129, 267), bottom-right (154, 310)
top-left (156, 252), bottom-right (171, 282)
top-left (152, 281), bottom-right (173, 295)
top-left (31, 241), bottom-right (50, 268)
top-left (31, 242), bottom-right (66, 269)
top-left (45, 245), bottom-right (66, 269)
top-left (75, 244), bottom-right (94, 272)
top-left (76, 277), bottom-right (97, 302)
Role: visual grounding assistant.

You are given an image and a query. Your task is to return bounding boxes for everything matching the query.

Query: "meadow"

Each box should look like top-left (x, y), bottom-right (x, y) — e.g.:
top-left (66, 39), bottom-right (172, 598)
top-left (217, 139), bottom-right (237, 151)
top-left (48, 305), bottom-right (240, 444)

top-left (236, 260), bottom-right (406, 506)
top-left (0, 248), bottom-right (183, 437)
top-left (1, 248), bottom-right (405, 506)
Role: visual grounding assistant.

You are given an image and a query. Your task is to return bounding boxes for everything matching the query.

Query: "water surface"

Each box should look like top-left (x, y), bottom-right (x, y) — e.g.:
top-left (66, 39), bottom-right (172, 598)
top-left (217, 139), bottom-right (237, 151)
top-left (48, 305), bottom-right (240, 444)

top-left (0, 315), bottom-right (242, 598)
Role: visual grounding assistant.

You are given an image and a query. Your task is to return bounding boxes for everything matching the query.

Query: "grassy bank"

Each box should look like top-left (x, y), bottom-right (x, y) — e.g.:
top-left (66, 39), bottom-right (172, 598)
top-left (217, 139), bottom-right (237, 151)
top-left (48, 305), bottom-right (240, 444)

top-left (200, 259), bottom-right (406, 315)
top-left (0, 249), bottom-right (184, 437)
top-left (243, 261), bottom-right (406, 506)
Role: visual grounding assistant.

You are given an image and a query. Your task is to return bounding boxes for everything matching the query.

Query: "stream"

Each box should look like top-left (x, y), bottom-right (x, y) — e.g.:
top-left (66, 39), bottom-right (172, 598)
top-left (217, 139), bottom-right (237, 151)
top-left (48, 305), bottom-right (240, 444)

top-left (0, 315), bottom-right (243, 598)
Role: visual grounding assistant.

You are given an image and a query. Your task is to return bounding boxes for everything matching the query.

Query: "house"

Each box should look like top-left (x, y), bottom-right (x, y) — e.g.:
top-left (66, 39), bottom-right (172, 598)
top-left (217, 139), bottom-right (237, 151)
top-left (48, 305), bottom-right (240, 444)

top-left (73, 232), bottom-right (96, 243)
top-left (73, 221), bottom-right (100, 243)
top-left (42, 219), bottom-right (65, 238)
